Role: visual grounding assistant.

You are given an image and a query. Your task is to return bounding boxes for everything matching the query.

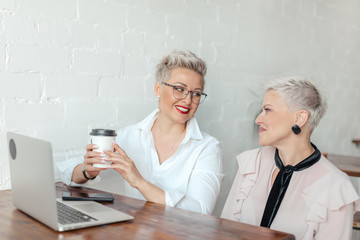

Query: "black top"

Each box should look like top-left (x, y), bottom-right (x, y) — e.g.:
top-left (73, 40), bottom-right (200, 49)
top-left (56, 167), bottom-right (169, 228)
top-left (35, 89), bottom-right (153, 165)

top-left (260, 143), bottom-right (321, 228)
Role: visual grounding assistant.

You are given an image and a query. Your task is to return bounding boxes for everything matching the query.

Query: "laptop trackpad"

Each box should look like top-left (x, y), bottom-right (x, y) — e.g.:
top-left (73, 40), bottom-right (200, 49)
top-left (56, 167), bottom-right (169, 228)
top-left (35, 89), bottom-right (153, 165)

top-left (76, 203), bottom-right (112, 213)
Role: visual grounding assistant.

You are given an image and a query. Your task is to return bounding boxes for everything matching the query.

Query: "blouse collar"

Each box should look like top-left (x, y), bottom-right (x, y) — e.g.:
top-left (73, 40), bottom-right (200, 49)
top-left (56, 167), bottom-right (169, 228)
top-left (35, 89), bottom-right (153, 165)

top-left (137, 109), bottom-right (203, 141)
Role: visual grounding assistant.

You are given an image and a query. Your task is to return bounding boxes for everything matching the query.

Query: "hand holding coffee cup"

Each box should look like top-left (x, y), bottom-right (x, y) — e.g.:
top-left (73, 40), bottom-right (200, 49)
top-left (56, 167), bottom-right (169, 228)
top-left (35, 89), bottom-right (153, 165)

top-left (90, 129), bottom-right (117, 168)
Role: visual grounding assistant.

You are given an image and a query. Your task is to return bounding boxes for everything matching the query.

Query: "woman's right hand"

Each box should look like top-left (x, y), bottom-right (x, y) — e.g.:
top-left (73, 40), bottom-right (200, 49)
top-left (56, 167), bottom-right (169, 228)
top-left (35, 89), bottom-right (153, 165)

top-left (82, 144), bottom-right (107, 179)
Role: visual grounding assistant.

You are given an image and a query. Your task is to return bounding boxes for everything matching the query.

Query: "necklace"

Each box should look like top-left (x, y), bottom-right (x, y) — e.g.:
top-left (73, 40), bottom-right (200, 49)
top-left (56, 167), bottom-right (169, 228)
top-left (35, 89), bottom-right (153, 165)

top-left (152, 128), bottom-right (186, 164)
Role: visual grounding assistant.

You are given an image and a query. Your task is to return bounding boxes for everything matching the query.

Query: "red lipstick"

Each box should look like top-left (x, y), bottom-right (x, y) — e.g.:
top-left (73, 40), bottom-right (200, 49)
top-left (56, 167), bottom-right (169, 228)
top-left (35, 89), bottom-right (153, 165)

top-left (175, 105), bottom-right (190, 114)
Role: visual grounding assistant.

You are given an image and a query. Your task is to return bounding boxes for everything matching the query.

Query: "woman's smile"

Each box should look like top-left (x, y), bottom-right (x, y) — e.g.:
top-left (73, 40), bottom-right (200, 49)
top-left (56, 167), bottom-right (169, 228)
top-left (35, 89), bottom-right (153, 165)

top-left (258, 126), bottom-right (267, 134)
top-left (175, 105), bottom-right (190, 114)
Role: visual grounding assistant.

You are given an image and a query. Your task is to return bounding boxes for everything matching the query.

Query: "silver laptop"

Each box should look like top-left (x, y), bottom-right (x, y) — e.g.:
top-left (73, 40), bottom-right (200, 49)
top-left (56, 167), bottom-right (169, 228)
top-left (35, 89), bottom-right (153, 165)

top-left (7, 132), bottom-right (134, 232)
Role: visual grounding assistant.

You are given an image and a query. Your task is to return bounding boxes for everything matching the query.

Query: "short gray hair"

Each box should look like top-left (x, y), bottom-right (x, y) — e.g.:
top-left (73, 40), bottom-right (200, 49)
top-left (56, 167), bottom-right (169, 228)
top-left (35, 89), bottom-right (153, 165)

top-left (155, 50), bottom-right (207, 87)
top-left (265, 76), bottom-right (327, 132)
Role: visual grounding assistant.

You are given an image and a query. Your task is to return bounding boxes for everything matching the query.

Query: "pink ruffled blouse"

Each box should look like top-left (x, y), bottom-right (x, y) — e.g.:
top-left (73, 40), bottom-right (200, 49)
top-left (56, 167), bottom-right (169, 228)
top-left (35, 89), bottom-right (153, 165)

top-left (221, 146), bottom-right (360, 240)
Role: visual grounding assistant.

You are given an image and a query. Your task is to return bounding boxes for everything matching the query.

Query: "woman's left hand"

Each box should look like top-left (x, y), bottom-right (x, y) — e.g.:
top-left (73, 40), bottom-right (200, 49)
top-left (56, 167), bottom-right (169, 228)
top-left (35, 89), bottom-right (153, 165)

top-left (104, 142), bottom-right (145, 189)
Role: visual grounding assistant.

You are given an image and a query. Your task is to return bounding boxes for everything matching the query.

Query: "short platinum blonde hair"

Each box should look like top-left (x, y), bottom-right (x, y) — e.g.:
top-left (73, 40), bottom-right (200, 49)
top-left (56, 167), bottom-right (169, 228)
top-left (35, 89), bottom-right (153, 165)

top-left (265, 76), bottom-right (327, 132)
top-left (155, 50), bottom-right (207, 88)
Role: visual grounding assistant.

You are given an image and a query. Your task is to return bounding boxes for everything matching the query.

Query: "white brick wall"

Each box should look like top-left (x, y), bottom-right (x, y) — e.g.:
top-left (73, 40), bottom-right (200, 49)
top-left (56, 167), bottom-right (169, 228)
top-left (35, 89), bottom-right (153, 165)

top-left (1, 1), bottom-right (360, 222)
top-left (4, 15), bottom-right (37, 43)
top-left (46, 74), bottom-right (98, 98)
top-left (5, 103), bottom-right (65, 128)
top-left (73, 50), bottom-right (122, 74)
top-left (0, 73), bottom-right (41, 98)
top-left (8, 45), bottom-right (70, 72)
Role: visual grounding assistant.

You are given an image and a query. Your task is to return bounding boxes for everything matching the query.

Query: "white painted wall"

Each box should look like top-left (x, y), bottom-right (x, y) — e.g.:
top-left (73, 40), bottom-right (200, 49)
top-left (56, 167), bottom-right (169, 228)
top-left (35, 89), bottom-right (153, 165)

top-left (1, 0), bottom-right (360, 218)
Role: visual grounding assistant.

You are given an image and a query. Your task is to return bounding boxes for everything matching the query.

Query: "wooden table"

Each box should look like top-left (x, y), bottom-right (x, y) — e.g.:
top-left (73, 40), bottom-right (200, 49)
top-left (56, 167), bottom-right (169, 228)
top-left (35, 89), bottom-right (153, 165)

top-left (327, 154), bottom-right (360, 177)
top-left (0, 182), bottom-right (294, 240)
top-left (354, 212), bottom-right (360, 229)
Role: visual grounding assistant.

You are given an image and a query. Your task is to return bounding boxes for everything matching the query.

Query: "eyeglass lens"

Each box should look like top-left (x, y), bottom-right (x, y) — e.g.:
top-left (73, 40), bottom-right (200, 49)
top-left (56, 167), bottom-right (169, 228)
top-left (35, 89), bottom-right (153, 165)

top-left (172, 86), bottom-right (206, 104)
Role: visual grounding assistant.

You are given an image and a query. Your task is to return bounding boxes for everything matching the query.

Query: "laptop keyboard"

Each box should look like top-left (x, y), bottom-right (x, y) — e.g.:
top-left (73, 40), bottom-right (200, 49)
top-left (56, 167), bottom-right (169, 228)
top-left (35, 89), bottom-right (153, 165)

top-left (57, 201), bottom-right (98, 225)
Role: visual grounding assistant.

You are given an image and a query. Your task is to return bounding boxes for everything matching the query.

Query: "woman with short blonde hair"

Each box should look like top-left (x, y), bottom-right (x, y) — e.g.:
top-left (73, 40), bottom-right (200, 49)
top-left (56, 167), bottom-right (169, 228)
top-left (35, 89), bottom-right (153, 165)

top-left (222, 76), bottom-right (359, 239)
top-left (60, 50), bottom-right (223, 215)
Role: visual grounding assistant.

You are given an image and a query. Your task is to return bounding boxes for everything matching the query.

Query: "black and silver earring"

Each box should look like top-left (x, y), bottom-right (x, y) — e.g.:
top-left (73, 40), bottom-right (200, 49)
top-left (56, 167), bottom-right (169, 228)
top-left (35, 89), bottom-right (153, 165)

top-left (291, 125), bottom-right (301, 135)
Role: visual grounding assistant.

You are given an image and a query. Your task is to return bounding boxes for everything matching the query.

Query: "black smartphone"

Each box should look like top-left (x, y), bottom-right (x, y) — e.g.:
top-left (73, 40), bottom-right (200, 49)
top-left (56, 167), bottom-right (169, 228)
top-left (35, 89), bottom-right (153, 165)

top-left (62, 191), bottom-right (114, 202)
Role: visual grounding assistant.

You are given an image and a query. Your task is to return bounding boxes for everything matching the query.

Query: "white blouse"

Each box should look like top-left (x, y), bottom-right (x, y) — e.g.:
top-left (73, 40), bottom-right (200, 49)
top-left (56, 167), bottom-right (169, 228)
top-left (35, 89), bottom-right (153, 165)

top-left (58, 109), bottom-right (224, 214)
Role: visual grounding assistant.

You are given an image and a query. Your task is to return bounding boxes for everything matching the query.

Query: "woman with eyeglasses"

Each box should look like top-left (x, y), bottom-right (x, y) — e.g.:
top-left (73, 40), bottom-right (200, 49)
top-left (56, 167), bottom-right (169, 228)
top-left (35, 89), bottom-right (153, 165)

top-left (59, 50), bottom-right (224, 214)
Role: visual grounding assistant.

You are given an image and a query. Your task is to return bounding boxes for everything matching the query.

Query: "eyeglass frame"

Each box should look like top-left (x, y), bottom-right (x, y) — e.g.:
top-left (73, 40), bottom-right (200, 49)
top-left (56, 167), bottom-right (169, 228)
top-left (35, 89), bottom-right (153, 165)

top-left (160, 81), bottom-right (207, 104)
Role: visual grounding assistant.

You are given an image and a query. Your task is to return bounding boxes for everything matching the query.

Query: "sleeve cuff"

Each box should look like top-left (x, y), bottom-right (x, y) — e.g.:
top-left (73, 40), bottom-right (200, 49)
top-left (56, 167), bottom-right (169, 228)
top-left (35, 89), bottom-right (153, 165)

top-left (165, 190), bottom-right (185, 207)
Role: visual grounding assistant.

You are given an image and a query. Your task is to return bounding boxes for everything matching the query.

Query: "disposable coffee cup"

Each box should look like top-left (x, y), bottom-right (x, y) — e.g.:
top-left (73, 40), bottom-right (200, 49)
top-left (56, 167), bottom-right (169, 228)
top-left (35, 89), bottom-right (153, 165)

top-left (90, 129), bottom-right (117, 168)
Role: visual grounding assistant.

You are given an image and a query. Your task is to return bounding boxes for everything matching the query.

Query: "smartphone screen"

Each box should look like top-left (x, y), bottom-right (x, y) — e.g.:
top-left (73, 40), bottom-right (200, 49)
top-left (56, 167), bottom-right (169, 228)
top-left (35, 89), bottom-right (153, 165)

top-left (62, 191), bottom-right (114, 202)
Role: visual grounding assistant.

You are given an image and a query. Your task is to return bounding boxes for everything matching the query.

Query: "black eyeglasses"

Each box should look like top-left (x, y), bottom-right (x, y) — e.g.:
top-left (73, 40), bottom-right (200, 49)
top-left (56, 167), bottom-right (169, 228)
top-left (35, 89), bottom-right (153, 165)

top-left (161, 82), bottom-right (207, 104)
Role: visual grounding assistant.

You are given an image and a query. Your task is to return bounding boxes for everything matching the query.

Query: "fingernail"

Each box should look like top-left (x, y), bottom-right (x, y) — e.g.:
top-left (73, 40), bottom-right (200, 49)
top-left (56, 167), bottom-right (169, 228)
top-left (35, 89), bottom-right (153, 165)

top-left (101, 160), bottom-right (107, 163)
top-left (100, 153), bottom-right (107, 157)
top-left (93, 144), bottom-right (98, 149)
